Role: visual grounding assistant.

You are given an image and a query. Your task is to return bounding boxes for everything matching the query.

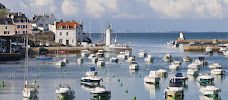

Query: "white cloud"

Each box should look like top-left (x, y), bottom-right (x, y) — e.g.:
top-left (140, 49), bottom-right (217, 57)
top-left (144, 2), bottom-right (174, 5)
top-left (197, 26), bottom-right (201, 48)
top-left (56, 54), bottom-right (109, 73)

top-left (61, 0), bottom-right (79, 17)
top-left (148, 0), bottom-right (227, 18)
top-left (85, 0), bottom-right (119, 18)
top-left (28, 0), bottom-right (57, 13)
top-left (113, 12), bottom-right (144, 19)
top-left (19, 2), bottom-right (28, 9)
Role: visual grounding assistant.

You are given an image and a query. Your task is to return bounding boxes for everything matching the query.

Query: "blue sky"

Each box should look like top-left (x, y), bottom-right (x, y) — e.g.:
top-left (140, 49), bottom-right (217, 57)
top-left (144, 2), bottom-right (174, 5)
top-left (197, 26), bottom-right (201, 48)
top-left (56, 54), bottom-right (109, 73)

top-left (1, 0), bottom-right (228, 32)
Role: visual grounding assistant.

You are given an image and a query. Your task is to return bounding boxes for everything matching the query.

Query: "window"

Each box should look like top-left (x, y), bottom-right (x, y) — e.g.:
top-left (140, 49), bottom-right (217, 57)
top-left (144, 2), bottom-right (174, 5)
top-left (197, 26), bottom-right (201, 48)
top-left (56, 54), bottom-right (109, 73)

top-left (46, 24), bottom-right (48, 27)
top-left (23, 25), bottom-right (26, 29)
top-left (39, 24), bottom-right (43, 27)
top-left (23, 31), bottom-right (26, 34)
top-left (72, 39), bottom-right (74, 43)
top-left (18, 31), bottom-right (20, 34)
top-left (26, 31), bottom-right (27, 34)
top-left (66, 32), bottom-right (68, 36)
top-left (4, 31), bottom-right (9, 34)
top-left (59, 39), bottom-right (63, 43)
top-left (26, 25), bottom-right (27, 29)
top-left (17, 25), bottom-right (21, 29)
top-left (5, 26), bottom-right (7, 29)
top-left (60, 32), bottom-right (62, 36)
top-left (15, 31), bottom-right (17, 34)
top-left (59, 25), bottom-right (62, 29)
top-left (66, 25), bottom-right (69, 29)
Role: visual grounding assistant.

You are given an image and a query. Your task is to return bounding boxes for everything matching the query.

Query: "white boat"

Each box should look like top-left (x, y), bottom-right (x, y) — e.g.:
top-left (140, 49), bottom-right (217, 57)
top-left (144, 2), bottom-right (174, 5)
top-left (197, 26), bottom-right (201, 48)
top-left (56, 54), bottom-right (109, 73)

top-left (194, 55), bottom-right (208, 66)
top-left (129, 61), bottom-right (139, 70)
top-left (187, 68), bottom-right (199, 75)
top-left (124, 50), bottom-right (132, 57)
top-left (156, 69), bottom-right (168, 77)
top-left (110, 57), bottom-right (118, 62)
top-left (63, 58), bottom-right (69, 64)
top-left (126, 56), bottom-right (135, 62)
top-left (199, 94), bottom-right (221, 100)
top-left (138, 50), bottom-right (147, 57)
top-left (81, 76), bottom-right (103, 85)
top-left (167, 40), bottom-right (179, 47)
top-left (218, 45), bottom-right (227, 55)
top-left (170, 73), bottom-right (188, 84)
top-left (197, 74), bottom-right (214, 86)
top-left (164, 84), bottom-right (184, 99)
top-left (209, 62), bottom-right (222, 69)
top-left (88, 54), bottom-right (96, 59)
top-left (117, 52), bottom-right (127, 59)
top-left (162, 54), bottom-right (173, 62)
top-left (56, 60), bottom-right (66, 67)
top-left (144, 71), bottom-right (160, 84)
top-left (91, 87), bottom-right (111, 97)
top-left (224, 51), bottom-right (228, 56)
top-left (144, 55), bottom-right (154, 62)
top-left (171, 60), bottom-right (181, 66)
top-left (199, 85), bottom-right (221, 97)
top-left (22, 35), bottom-right (39, 98)
top-left (86, 67), bottom-right (98, 77)
top-left (77, 57), bottom-right (83, 64)
top-left (204, 46), bottom-right (213, 55)
top-left (81, 50), bottom-right (91, 57)
top-left (92, 57), bottom-right (98, 63)
top-left (97, 58), bottom-right (105, 66)
top-left (169, 63), bottom-right (181, 70)
top-left (188, 62), bottom-right (201, 69)
top-left (211, 67), bottom-right (225, 75)
top-left (182, 56), bottom-right (193, 62)
top-left (56, 85), bottom-right (75, 98)
top-left (22, 81), bottom-right (39, 98)
top-left (96, 50), bottom-right (105, 57)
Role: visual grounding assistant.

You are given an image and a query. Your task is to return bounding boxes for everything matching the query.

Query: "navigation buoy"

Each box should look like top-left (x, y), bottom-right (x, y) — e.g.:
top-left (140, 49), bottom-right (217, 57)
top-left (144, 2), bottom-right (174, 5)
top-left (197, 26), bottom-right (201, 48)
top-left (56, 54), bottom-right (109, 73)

top-left (84, 69), bottom-right (86, 71)
top-left (61, 75), bottom-right (63, 78)
top-left (1, 80), bottom-right (4, 84)
top-left (59, 84), bottom-right (61, 87)
top-left (34, 80), bottom-right (36, 83)
top-left (36, 75), bottom-right (38, 78)
top-left (118, 79), bottom-right (120, 82)
top-left (133, 96), bottom-right (136, 99)
top-left (18, 69), bottom-right (21, 72)
top-left (10, 76), bottom-right (12, 78)
top-left (14, 73), bottom-right (16, 75)
top-left (63, 69), bottom-right (66, 71)
top-left (125, 90), bottom-right (128, 93)
top-left (149, 68), bottom-right (151, 71)
top-left (40, 72), bottom-right (42, 75)
top-left (144, 66), bottom-right (146, 68)
top-left (66, 72), bottom-right (69, 74)
top-left (112, 75), bottom-right (115, 77)
top-left (120, 83), bottom-right (123, 87)
top-left (139, 75), bottom-right (141, 77)
top-left (2, 84), bottom-right (4, 87)
top-left (36, 85), bottom-right (39, 88)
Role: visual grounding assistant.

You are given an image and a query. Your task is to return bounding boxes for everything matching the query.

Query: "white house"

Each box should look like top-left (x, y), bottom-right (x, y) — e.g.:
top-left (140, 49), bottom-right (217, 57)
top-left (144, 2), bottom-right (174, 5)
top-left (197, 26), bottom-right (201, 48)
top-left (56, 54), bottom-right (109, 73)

top-left (50, 20), bottom-right (86, 46)
top-left (30, 14), bottom-right (56, 32)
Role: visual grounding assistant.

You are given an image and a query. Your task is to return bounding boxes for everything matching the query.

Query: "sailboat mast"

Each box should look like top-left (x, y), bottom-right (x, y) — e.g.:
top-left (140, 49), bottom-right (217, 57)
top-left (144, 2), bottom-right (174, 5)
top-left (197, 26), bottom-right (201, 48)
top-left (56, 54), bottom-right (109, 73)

top-left (89, 20), bottom-right (91, 40)
top-left (26, 34), bottom-right (28, 82)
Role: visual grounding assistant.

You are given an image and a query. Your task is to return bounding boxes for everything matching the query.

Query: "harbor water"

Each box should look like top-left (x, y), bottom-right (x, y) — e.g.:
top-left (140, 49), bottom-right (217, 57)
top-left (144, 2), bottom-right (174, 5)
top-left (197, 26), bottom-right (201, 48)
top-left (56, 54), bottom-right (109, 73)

top-left (0, 32), bottom-right (228, 100)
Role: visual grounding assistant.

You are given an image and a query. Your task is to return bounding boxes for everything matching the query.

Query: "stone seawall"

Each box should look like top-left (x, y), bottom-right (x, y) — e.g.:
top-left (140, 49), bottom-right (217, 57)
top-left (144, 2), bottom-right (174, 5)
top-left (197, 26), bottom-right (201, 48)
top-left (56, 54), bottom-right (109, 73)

top-left (177, 39), bottom-right (228, 44)
top-left (184, 45), bottom-right (220, 52)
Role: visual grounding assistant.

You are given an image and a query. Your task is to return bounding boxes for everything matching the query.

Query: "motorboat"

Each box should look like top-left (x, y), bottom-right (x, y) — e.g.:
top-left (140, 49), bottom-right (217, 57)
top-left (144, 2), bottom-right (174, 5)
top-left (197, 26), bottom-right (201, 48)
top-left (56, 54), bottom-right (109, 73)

top-left (209, 62), bottom-right (222, 69)
top-left (171, 60), bottom-right (181, 66)
top-left (144, 71), bottom-right (160, 84)
top-left (188, 62), bottom-right (201, 69)
top-left (204, 46), bottom-right (213, 55)
top-left (129, 61), bottom-right (139, 70)
top-left (36, 55), bottom-right (52, 60)
top-left (56, 85), bottom-right (75, 98)
top-left (170, 73), bottom-right (188, 84)
top-left (63, 58), bottom-right (69, 64)
top-left (187, 68), bottom-right (199, 76)
top-left (199, 85), bottom-right (221, 98)
top-left (96, 50), bottom-right (105, 57)
top-left (156, 69), bottom-right (168, 77)
top-left (224, 51), bottom-right (228, 56)
top-left (211, 66), bottom-right (225, 75)
top-left (81, 50), bottom-right (91, 57)
top-left (182, 56), bottom-right (193, 62)
top-left (126, 56), bottom-right (136, 62)
top-left (164, 81), bottom-right (184, 99)
top-left (90, 87), bottom-right (111, 97)
top-left (138, 50), bottom-right (147, 57)
top-left (92, 57), bottom-right (98, 63)
top-left (22, 81), bottom-right (39, 98)
top-left (124, 50), bottom-right (132, 57)
top-left (77, 57), bottom-right (83, 64)
top-left (162, 54), bottom-right (173, 62)
top-left (86, 67), bottom-right (98, 77)
top-left (117, 52), bottom-right (127, 59)
top-left (56, 60), bottom-right (66, 67)
top-left (81, 76), bottom-right (103, 85)
top-left (167, 40), bottom-right (179, 47)
top-left (169, 63), bottom-right (181, 70)
top-left (218, 45), bottom-right (227, 55)
top-left (97, 58), bottom-right (105, 66)
top-left (199, 94), bottom-right (221, 100)
top-left (88, 54), bottom-right (96, 59)
top-left (194, 55), bottom-right (208, 66)
top-left (110, 57), bottom-right (118, 62)
top-left (144, 55), bottom-right (154, 62)
top-left (197, 74), bottom-right (214, 86)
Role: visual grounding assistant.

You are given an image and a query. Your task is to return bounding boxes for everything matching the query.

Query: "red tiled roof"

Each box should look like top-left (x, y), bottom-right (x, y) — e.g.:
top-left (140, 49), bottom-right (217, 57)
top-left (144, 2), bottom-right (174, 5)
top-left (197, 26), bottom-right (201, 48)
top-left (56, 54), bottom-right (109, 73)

top-left (56, 20), bottom-right (80, 29)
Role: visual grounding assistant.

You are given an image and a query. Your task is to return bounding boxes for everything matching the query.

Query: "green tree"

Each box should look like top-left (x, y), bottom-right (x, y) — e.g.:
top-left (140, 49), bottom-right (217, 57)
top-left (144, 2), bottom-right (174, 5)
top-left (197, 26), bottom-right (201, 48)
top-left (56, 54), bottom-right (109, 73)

top-left (0, 8), bottom-right (10, 18)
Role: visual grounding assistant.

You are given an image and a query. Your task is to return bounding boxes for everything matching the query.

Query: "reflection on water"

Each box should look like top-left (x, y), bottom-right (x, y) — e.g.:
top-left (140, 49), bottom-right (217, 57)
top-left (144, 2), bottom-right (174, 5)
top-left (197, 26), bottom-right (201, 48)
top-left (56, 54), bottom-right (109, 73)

top-left (56, 96), bottom-right (75, 100)
top-left (187, 75), bottom-right (198, 82)
top-left (91, 96), bottom-right (111, 100)
top-left (166, 96), bottom-right (184, 100)
top-left (212, 75), bottom-right (225, 84)
top-left (22, 97), bottom-right (39, 100)
top-left (144, 82), bottom-right (160, 99)
top-left (81, 83), bottom-right (100, 92)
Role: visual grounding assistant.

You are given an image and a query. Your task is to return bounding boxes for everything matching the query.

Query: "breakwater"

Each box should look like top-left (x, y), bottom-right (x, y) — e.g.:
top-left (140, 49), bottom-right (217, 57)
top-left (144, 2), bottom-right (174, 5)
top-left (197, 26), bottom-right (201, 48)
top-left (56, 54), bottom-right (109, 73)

top-left (184, 45), bottom-right (220, 52)
top-left (177, 38), bottom-right (228, 44)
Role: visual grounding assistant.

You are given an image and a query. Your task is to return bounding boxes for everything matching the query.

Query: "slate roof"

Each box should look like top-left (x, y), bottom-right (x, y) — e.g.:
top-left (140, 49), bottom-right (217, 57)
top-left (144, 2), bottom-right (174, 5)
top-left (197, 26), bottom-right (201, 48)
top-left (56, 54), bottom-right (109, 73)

top-left (8, 12), bottom-right (30, 23)
top-left (0, 3), bottom-right (6, 9)
top-left (30, 15), bottom-right (42, 23)
top-left (0, 18), bottom-right (13, 25)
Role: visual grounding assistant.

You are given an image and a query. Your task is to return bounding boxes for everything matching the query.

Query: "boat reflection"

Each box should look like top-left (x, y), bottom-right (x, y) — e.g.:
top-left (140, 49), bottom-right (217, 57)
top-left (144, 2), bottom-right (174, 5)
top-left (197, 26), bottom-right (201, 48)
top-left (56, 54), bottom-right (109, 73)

top-left (212, 75), bottom-right (225, 84)
top-left (81, 83), bottom-right (100, 92)
top-left (187, 75), bottom-right (198, 82)
top-left (90, 96), bottom-right (111, 100)
top-left (22, 97), bottom-right (39, 100)
top-left (144, 82), bottom-right (160, 99)
top-left (56, 96), bottom-right (75, 100)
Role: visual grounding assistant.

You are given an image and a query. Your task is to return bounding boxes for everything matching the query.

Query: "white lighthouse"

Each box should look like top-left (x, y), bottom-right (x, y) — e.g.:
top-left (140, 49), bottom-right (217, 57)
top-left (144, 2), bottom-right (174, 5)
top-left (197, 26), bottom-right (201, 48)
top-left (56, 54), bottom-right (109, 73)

top-left (180, 32), bottom-right (184, 39)
top-left (106, 25), bottom-right (111, 46)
